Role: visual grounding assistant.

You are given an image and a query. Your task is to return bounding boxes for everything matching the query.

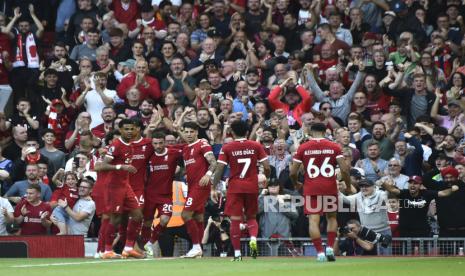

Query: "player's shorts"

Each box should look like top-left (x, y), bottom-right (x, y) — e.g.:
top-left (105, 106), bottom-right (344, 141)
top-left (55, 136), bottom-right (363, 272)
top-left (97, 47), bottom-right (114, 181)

top-left (224, 192), bottom-right (258, 217)
top-left (143, 196), bottom-right (173, 220)
top-left (131, 189), bottom-right (145, 209)
top-left (304, 194), bottom-right (339, 215)
top-left (183, 188), bottom-right (209, 213)
top-left (92, 193), bottom-right (106, 216)
top-left (104, 184), bottom-right (140, 214)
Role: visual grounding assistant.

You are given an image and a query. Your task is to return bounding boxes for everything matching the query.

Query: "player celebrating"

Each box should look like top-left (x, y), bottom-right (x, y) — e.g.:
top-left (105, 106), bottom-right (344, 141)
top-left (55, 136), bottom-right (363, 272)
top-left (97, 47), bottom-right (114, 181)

top-left (212, 120), bottom-right (270, 261)
top-left (141, 131), bottom-right (183, 256)
top-left (93, 130), bottom-right (120, 257)
top-left (290, 123), bottom-right (351, 262)
top-left (181, 122), bottom-right (217, 258)
top-left (118, 119), bottom-right (153, 255)
top-left (95, 119), bottom-right (143, 259)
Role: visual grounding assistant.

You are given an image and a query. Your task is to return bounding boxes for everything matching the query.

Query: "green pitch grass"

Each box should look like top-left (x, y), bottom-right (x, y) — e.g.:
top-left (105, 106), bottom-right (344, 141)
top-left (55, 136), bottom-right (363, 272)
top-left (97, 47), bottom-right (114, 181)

top-left (1, 257), bottom-right (464, 276)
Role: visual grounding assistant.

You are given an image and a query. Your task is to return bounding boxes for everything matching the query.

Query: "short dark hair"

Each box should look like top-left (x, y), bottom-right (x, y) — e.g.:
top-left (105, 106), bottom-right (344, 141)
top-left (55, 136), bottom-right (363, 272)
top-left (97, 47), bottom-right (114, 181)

top-left (44, 68), bottom-right (58, 77)
top-left (183, 122), bottom-right (199, 131)
top-left (152, 131), bottom-right (166, 139)
top-left (79, 176), bottom-right (95, 188)
top-left (230, 120), bottom-right (249, 137)
top-left (108, 27), bottom-right (124, 37)
top-left (41, 128), bottom-right (55, 137)
top-left (132, 118), bottom-right (143, 129)
top-left (372, 121), bottom-right (386, 130)
top-left (118, 118), bottom-right (134, 128)
top-left (310, 123), bottom-right (327, 133)
top-left (104, 129), bottom-right (120, 145)
top-left (28, 183), bottom-right (41, 193)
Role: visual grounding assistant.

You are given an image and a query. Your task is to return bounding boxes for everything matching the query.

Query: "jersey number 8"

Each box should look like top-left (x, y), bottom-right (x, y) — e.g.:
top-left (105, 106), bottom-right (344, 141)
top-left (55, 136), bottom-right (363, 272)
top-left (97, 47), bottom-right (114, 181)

top-left (307, 157), bottom-right (335, 178)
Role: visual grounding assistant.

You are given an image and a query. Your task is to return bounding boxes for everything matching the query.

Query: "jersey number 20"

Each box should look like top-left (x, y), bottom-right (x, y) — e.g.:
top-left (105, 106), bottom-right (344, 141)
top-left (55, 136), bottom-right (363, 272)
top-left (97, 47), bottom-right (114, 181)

top-left (307, 157), bottom-right (334, 178)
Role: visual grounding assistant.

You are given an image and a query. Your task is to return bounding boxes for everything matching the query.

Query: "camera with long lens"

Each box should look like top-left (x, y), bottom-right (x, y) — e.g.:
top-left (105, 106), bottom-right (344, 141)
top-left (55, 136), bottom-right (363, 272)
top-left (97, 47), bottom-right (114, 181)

top-left (358, 226), bottom-right (392, 248)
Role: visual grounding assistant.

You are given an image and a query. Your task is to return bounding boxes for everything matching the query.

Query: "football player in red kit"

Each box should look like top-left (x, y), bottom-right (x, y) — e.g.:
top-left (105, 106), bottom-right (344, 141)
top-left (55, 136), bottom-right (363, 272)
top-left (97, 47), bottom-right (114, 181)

top-left (93, 130), bottom-right (120, 257)
top-left (94, 119), bottom-right (142, 259)
top-left (141, 131), bottom-right (183, 256)
top-left (180, 122), bottom-right (217, 258)
top-left (290, 123), bottom-right (351, 262)
top-left (114, 119), bottom-right (153, 257)
top-left (212, 120), bottom-right (270, 261)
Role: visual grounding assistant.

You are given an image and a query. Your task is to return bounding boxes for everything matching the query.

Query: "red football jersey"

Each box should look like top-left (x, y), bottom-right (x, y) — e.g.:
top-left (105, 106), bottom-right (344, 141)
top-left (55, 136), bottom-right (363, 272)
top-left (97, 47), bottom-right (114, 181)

top-left (130, 137), bottom-right (154, 192)
top-left (92, 147), bottom-right (110, 198)
top-left (218, 139), bottom-right (268, 194)
top-left (147, 147), bottom-right (183, 199)
top-left (50, 185), bottom-right (79, 208)
top-left (14, 200), bottom-right (52, 235)
top-left (293, 138), bottom-right (343, 195)
top-left (106, 138), bottom-right (133, 188)
top-left (183, 139), bottom-right (213, 190)
top-left (388, 211), bottom-right (400, 237)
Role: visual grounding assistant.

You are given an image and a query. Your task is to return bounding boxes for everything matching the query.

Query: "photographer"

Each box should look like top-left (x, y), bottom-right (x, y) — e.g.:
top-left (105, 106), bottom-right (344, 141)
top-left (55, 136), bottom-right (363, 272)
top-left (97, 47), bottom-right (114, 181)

top-left (339, 178), bottom-right (392, 255)
top-left (338, 219), bottom-right (392, 256)
top-left (201, 215), bottom-right (233, 257)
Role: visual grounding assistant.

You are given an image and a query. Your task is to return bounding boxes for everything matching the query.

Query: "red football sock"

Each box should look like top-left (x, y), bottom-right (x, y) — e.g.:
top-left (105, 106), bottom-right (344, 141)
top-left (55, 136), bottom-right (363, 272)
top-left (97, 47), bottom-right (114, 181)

top-left (246, 219), bottom-right (258, 237)
top-left (98, 218), bottom-right (109, 252)
top-left (327, 231), bottom-right (336, 248)
top-left (125, 218), bottom-right (141, 248)
top-left (196, 220), bottom-right (204, 244)
top-left (230, 220), bottom-right (241, 251)
top-left (312, 238), bottom-right (324, 254)
top-left (104, 223), bottom-right (117, 252)
top-left (185, 219), bottom-right (200, 244)
top-left (150, 224), bottom-right (165, 244)
top-left (141, 224), bottom-right (152, 245)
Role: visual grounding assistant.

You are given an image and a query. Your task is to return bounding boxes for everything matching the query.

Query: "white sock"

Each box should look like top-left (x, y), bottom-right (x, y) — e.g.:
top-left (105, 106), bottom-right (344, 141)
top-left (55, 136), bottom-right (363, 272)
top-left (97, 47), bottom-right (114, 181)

top-left (124, 246), bottom-right (133, 251)
top-left (193, 244), bottom-right (201, 251)
top-left (234, 250), bottom-right (241, 257)
top-left (250, 236), bottom-right (257, 242)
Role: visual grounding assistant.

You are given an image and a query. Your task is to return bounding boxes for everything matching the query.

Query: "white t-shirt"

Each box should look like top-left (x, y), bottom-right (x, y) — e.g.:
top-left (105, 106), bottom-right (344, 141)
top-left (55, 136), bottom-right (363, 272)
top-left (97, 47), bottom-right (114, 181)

top-left (0, 197), bottom-right (13, 235)
top-left (85, 89), bottom-right (119, 128)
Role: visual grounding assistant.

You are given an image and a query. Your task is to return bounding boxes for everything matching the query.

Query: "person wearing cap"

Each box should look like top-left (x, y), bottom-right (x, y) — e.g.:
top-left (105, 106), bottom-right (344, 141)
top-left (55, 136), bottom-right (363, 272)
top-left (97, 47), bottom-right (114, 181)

top-left (382, 174), bottom-right (458, 237)
top-left (431, 89), bottom-right (462, 129)
top-left (268, 74), bottom-right (312, 127)
top-left (432, 166), bottom-right (465, 238)
top-left (340, 178), bottom-right (392, 255)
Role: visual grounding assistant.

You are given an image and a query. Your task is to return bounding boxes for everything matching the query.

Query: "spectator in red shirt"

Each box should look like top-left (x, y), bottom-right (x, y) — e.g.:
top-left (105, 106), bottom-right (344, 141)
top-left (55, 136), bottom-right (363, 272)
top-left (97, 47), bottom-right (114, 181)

top-left (268, 75), bottom-right (312, 126)
top-left (13, 183), bottom-right (52, 235)
top-left (109, 0), bottom-right (140, 31)
top-left (50, 171), bottom-right (79, 235)
top-left (117, 59), bottom-right (161, 102)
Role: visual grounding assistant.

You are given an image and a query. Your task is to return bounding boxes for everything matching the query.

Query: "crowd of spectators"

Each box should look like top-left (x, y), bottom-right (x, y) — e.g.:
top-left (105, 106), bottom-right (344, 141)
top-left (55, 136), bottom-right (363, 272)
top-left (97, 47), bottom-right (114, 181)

top-left (0, 0), bottom-right (465, 256)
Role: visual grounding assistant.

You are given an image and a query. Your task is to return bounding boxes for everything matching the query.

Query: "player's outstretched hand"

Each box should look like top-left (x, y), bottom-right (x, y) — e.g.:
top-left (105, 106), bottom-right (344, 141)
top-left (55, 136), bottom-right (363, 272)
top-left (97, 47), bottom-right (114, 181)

top-left (123, 165), bottom-right (137, 174)
top-left (199, 174), bottom-right (211, 187)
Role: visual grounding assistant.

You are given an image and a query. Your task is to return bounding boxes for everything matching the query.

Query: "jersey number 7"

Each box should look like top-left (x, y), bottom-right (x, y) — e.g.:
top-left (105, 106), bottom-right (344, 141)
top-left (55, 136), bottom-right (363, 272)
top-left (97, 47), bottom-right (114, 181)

top-left (238, 158), bottom-right (251, 179)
